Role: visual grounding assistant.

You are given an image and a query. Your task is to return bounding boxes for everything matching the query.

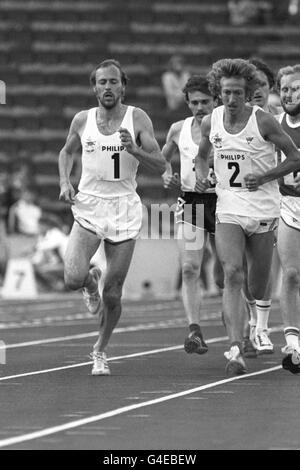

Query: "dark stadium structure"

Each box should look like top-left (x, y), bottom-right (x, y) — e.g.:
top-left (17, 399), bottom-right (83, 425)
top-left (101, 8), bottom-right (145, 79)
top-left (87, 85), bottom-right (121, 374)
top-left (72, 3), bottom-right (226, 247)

top-left (0, 0), bottom-right (298, 221)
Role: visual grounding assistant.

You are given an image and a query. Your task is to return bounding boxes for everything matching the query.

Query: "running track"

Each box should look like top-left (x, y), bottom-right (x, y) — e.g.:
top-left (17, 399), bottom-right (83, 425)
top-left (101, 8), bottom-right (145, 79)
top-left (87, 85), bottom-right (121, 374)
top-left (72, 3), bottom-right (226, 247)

top-left (0, 295), bottom-right (299, 450)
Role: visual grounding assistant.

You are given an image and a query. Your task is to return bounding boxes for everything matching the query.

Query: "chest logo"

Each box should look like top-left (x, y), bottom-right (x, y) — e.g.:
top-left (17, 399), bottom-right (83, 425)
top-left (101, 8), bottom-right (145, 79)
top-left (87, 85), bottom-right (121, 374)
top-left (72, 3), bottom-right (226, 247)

top-left (246, 136), bottom-right (254, 145)
top-left (212, 133), bottom-right (222, 149)
top-left (84, 138), bottom-right (96, 153)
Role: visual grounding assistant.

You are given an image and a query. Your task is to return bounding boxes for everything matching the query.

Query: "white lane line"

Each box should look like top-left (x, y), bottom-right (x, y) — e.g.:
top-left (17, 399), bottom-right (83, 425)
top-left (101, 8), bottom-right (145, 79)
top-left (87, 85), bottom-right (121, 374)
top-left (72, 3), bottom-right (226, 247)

top-left (1, 332), bottom-right (98, 349)
top-left (0, 319), bottom-right (186, 350)
top-left (0, 301), bottom-right (184, 315)
top-left (0, 346), bottom-right (182, 382)
top-left (0, 365), bottom-right (281, 449)
top-left (0, 313), bottom-right (186, 330)
top-left (0, 336), bottom-right (228, 382)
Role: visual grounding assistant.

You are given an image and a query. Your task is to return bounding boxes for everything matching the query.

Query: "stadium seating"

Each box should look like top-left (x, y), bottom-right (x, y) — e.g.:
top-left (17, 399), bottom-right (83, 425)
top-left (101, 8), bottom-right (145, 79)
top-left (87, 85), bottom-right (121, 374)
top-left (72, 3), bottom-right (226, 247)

top-left (0, 0), bottom-right (299, 217)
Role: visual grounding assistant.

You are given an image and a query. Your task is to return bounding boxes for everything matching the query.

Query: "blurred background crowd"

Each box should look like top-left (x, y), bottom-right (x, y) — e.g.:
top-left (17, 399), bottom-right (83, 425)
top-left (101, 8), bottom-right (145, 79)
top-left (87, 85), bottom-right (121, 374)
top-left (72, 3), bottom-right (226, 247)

top-left (0, 0), bottom-right (299, 294)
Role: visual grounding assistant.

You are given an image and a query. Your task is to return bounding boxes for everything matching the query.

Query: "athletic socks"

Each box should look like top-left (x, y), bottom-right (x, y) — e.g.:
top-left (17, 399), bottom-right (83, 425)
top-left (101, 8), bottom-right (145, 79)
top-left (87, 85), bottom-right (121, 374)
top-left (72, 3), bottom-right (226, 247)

top-left (284, 327), bottom-right (299, 349)
top-left (256, 300), bottom-right (271, 331)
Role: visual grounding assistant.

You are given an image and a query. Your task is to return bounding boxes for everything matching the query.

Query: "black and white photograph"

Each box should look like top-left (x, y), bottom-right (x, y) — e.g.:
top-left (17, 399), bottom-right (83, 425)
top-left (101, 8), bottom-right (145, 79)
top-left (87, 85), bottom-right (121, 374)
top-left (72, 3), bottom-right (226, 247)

top-left (0, 0), bottom-right (300, 454)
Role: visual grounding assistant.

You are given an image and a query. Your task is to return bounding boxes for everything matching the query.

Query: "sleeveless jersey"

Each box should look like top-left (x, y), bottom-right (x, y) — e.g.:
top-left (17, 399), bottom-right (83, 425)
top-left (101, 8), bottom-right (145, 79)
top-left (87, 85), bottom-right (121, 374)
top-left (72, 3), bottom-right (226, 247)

top-left (277, 113), bottom-right (300, 197)
top-left (79, 106), bottom-right (139, 197)
top-left (178, 116), bottom-right (215, 193)
top-left (210, 105), bottom-right (280, 217)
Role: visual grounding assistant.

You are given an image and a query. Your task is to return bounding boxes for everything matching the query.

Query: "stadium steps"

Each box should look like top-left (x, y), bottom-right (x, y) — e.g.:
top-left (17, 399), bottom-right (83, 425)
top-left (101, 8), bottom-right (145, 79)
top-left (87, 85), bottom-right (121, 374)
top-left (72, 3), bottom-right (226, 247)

top-left (0, 0), bottom-right (296, 216)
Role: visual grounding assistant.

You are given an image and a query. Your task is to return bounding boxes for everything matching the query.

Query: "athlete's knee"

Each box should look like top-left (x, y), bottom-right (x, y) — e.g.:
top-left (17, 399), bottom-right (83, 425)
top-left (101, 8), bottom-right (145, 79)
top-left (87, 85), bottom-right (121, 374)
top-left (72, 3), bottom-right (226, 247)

top-left (102, 281), bottom-right (123, 308)
top-left (223, 264), bottom-right (244, 288)
top-left (181, 261), bottom-right (200, 281)
top-left (283, 266), bottom-right (300, 287)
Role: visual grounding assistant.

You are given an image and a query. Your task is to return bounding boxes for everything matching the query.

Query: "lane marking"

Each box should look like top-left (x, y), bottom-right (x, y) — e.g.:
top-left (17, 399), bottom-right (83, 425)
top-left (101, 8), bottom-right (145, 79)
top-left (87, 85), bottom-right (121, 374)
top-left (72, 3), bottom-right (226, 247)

top-left (0, 300), bottom-right (221, 330)
top-left (0, 365), bottom-right (281, 449)
top-left (0, 319), bottom-right (187, 349)
top-left (0, 336), bottom-right (228, 382)
top-left (0, 311), bottom-right (187, 330)
top-left (0, 299), bottom-right (185, 312)
top-left (1, 321), bottom-right (282, 350)
top-left (1, 332), bottom-right (98, 349)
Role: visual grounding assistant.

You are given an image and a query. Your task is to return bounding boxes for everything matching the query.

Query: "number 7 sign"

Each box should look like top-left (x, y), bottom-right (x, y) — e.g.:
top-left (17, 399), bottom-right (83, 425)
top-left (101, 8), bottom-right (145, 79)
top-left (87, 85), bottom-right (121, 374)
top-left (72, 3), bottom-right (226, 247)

top-left (1, 258), bottom-right (38, 299)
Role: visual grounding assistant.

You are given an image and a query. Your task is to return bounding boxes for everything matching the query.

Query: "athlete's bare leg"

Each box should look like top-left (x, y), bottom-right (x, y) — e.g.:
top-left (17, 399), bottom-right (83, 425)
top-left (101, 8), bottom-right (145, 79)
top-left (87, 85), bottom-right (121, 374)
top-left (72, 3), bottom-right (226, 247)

top-left (245, 230), bottom-right (275, 300)
top-left (177, 223), bottom-right (206, 325)
top-left (215, 223), bottom-right (245, 345)
top-left (64, 222), bottom-right (101, 292)
top-left (93, 238), bottom-right (136, 353)
top-left (277, 219), bottom-right (300, 333)
top-left (209, 234), bottom-right (224, 290)
top-left (242, 261), bottom-right (256, 336)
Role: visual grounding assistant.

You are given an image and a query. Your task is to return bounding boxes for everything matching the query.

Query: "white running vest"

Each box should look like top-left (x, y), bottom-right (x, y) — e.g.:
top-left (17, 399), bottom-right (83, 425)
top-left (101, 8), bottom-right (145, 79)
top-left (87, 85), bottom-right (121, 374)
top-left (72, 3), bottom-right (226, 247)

top-left (178, 116), bottom-right (215, 193)
top-left (210, 105), bottom-right (280, 217)
top-left (178, 117), bottom-right (198, 192)
top-left (79, 106), bottom-right (139, 197)
top-left (277, 112), bottom-right (300, 194)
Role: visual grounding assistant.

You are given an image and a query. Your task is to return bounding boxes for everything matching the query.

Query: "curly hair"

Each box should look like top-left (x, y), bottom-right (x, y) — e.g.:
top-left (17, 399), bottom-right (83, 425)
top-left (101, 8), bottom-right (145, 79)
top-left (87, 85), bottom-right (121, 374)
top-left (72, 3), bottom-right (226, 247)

top-left (276, 64), bottom-right (300, 90)
top-left (207, 58), bottom-right (258, 100)
top-left (182, 75), bottom-right (213, 100)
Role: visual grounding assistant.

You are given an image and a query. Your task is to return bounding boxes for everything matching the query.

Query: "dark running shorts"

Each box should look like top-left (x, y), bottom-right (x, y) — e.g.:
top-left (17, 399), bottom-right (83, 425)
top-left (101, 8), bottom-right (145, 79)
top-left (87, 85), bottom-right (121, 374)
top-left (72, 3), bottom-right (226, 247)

top-left (176, 192), bottom-right (217, 234)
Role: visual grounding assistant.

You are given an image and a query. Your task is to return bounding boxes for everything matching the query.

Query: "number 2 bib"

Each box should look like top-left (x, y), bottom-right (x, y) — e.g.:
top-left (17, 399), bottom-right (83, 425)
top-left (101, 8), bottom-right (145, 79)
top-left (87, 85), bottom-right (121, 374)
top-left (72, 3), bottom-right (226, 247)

top-left (215, 150), bottom-right (252, 190)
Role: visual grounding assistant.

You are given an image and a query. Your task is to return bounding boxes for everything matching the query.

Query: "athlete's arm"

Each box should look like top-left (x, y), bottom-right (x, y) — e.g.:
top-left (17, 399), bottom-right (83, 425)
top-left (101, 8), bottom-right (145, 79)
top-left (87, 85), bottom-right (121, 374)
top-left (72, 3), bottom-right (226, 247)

top-left (161, 122), bottom-right (182, 189)
top-left (244, 111), bottom-right (300, 190)
top-left (58, 111), bottom-right (86, 204)
top-left (194, 114), bottom-right (212, 193)
top-left (119, 108), bottom-right (166, 175)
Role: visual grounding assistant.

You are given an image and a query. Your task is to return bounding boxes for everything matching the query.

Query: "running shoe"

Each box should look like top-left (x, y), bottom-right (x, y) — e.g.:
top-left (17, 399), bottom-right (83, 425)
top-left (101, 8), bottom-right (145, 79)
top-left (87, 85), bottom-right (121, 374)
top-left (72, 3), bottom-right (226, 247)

top-left (224, 345), bottom-right (247, 376)
top-left (282, 345), bottom-right (300, 374)
top-left (242, 336), bottom-right (257, 358)
top-left (184, 330), bottom-right (208, 355)
top-left (82, 266), bottom-right (102, 315)
top-left (90, 351), bottom-right (111, 376)
top-left (254, 329), bottom-right (274, 354)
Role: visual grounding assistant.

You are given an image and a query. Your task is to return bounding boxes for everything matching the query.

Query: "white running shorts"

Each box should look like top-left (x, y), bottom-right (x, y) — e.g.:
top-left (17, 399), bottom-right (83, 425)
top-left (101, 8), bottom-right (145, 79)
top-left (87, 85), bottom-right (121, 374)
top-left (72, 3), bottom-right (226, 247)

top-left (216, 213), bottom-right (278, 237)
top-left (72, 192), bottom-right (143, 243)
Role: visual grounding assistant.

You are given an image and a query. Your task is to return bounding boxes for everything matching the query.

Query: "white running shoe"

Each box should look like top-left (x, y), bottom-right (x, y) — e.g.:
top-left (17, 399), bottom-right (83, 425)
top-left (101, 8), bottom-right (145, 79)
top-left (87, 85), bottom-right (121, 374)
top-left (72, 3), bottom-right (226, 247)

top-left (90, 351), bottom-right (111, 376)
top-left (255, 329), bottom-right (274, 354)
top-left (281, 344), bottom-right (300, 355)
top-left (224, 345), bottom-right (247, 376)
top-left (82, 267), bottom-right (102, 315)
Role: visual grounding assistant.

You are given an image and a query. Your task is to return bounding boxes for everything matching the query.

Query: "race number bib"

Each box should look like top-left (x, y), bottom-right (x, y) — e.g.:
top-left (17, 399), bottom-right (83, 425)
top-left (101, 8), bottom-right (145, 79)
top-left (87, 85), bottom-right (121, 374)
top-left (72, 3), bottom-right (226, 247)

top-left (96, 145), bottom-right (128, 181)
top-left (215, 151), bottom-right (252, 190)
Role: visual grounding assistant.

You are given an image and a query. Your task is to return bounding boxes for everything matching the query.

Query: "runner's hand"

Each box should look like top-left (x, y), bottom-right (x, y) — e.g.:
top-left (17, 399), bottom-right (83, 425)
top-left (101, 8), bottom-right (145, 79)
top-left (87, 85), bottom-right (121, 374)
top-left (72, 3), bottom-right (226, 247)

top-left (244, 173), bottom-right (261, 191)
top-left (119, 127), bottom-right (137, 154)
top-left (59, 181), bottom-right (76, 204)
top-left (162, 172), bottom-right (180, 189)
top-left (194, 178), bottom-right (210, 193)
